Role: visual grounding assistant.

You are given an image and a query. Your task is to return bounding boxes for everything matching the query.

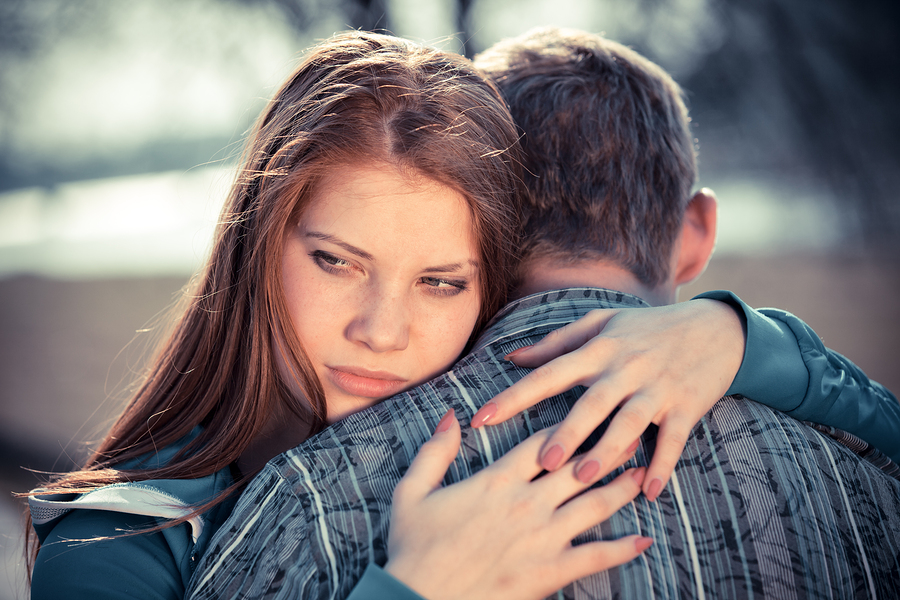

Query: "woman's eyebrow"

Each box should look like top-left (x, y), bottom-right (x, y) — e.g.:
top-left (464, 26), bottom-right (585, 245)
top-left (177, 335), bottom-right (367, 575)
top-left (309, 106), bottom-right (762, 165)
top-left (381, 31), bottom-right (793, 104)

top-left (306, 230), bottom-right (478, 272)
top-left (422, 261), bottom-right (480, 274)
top-left (305, 231), bottom-right (374, 261)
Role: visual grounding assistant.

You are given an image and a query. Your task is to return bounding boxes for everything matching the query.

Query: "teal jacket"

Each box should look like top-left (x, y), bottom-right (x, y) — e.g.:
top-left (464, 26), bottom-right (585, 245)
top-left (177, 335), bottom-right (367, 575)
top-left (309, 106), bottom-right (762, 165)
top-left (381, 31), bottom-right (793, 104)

top-left (28, 292), bottom-right (899, 600)
top-left (29, 431), bottom-right (417, 599)
top-left (30, 430), bottom-right (236, 600)
top-left (699, 290), bottom-right (900, 463)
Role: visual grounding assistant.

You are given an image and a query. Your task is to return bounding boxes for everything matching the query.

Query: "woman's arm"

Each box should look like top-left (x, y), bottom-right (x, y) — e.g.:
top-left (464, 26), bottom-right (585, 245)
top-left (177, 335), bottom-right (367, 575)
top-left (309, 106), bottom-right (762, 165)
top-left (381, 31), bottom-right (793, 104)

top-left (471, 291), bottom-right (899, 501)
top-left (32, 511), bottom-right (185, 600)
top-left (346, 563), bottom-right (428, 600)
top-left (699, 290), bottom-right (900, 460)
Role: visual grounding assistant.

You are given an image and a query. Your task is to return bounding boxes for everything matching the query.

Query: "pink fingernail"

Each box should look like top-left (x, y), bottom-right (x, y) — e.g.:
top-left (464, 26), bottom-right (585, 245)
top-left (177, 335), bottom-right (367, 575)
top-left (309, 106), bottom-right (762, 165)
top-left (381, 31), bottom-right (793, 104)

top-left (576, 459), bottom-right (601, 484)
top-left (631, 467), bottom-right (646, 485)
top-left (635, 536), bottom-right (654, 552)
top-left (434, 409), bottom-right (455, 434)
top-left (471, 403), bottom-right (497, 428)
top-left (626, 439), bottom-right (640, 454)
top-left (540, 444), bottom-right (565, 471)
top-left (504, 345), bottom-right (534, 361)
top-left (645, 477), bottom-right (663, 502)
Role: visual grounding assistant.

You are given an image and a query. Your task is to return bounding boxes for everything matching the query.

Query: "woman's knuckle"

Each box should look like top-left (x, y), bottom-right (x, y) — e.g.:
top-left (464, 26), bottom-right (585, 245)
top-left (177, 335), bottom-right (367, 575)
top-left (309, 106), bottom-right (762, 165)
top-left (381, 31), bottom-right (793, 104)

top-left (585, 492), bottom-right (611, 518)
top-left (544, 326), bottom-right (565, 344)
top-left (585, 309), bottom-right (607, 326)
top-left (664, 429), bottom-right (689, 449)
top-left (617, 405), bottom-right (649, 430)
top-left (482, 469), bottom-right (513, 493)
top-left (509, 495), bottom-right (538, 519)
top-left (554, 423), bottom-right (580, 444)
top-left (528, 363), bottom-right (557, 384)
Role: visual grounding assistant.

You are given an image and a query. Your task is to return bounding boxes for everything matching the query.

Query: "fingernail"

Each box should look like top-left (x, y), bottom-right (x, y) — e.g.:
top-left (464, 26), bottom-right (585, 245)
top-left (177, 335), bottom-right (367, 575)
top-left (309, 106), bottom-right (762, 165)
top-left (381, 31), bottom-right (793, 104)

top-left (576, 459), bottom-right (601, 484)
top-left (631, 466), bottom-right (646, 485)
top-left (635, 536), bottom-right (654, 552)
top-left (645, 477), bottom-right (663, 502)
top-left (626, 439), bottom-right (640, 454)
top-left (504, 345), bottom-right (534, 361)
top-left (540, 444), bottom-right (565, 471)
top-left (434, 409), bottom-right (455, 434)
top-left (471, 403), bottom-right (497, 428)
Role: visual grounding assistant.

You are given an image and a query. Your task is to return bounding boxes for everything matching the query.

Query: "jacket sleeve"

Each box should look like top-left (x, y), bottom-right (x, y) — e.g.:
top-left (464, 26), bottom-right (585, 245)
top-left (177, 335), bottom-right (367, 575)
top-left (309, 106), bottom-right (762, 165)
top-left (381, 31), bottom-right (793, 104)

top-left (694, 290), bottom-right (900, 463)
top-left (32, 509), bottom-right (184, 600)
top-left (345, 564), bottom-right (428, 600)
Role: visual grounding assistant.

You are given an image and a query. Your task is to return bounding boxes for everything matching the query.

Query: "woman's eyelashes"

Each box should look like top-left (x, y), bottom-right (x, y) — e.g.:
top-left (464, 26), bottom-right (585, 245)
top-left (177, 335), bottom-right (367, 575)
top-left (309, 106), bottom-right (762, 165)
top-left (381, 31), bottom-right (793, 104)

top-left (420, 276), bottom-right (469, 297)
top-left (311, 250), bottom-right (469, 297)
top-left (311, 250), bottom-right (355, 275)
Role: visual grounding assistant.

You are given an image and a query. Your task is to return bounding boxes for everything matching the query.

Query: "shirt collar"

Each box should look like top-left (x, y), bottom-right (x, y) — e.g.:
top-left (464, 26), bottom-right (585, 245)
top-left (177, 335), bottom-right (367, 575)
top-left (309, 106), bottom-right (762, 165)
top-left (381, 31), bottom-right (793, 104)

top-left (473, 287), bottom-right (650, 352)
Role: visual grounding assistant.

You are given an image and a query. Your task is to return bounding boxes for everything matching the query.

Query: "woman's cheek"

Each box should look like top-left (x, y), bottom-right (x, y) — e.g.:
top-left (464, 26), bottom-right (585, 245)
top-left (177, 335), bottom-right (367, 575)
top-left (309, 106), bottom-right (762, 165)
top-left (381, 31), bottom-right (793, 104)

top-left (430, 295), bottom-right (480, 362)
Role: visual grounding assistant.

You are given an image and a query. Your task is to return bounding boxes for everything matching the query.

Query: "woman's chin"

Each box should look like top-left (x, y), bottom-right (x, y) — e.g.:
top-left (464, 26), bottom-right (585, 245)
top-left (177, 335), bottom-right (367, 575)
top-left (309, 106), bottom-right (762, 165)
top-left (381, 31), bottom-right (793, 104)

top-left (323, 380), bottom-right (415, 425)
top-left (324, 397), bottom-right (384, 425)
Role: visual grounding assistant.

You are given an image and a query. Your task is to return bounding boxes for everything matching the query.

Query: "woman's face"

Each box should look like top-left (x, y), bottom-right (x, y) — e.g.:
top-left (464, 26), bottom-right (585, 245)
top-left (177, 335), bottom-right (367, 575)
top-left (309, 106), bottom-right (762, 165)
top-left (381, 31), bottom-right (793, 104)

top-left (281, 163), bottom-right (482, 423)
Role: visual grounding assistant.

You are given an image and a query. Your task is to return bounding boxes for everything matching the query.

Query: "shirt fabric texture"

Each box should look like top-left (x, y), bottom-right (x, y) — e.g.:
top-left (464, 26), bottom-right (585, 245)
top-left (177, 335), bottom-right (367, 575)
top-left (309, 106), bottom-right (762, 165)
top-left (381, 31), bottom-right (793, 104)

top-left (186, 288), bottom-right (900, 600)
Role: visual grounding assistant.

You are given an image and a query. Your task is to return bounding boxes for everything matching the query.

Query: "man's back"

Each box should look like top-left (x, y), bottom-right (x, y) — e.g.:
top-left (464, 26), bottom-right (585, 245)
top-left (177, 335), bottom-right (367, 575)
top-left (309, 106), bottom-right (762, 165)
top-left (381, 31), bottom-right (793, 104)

top-left (187, 289), bottom-right (900, 599)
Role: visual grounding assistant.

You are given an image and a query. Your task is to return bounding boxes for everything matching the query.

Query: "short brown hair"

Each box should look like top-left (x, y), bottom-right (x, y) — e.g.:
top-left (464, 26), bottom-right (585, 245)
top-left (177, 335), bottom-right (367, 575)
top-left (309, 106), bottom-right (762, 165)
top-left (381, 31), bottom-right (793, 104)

top-left (475, 27), bottom-right (696, 285)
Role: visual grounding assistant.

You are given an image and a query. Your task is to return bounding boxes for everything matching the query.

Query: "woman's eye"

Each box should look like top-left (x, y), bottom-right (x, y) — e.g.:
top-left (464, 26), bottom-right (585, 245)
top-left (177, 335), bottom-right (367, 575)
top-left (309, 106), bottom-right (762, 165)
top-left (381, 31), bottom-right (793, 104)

top-left (311, 251), bottom-right (353, 274)
top-left (421, 276), bottom-right (468, 297)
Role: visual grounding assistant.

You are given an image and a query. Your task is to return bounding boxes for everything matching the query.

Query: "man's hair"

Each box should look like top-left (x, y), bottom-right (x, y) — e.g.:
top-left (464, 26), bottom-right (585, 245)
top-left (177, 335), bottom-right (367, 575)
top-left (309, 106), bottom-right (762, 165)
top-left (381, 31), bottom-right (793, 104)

top-left (475, 27), bottom-right (697, 286)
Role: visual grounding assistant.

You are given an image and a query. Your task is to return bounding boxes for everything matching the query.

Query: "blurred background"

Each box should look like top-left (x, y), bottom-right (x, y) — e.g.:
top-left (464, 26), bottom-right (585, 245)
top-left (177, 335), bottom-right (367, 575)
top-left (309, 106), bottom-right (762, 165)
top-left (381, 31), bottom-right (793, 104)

top-left (1, 0), bottom-right (898, 597)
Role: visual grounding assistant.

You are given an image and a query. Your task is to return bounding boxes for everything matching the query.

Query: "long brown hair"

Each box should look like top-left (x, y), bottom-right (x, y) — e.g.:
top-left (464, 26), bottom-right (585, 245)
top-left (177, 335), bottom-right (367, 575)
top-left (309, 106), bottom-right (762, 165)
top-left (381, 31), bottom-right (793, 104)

top-left (24, 30), bottom-right (523, 574)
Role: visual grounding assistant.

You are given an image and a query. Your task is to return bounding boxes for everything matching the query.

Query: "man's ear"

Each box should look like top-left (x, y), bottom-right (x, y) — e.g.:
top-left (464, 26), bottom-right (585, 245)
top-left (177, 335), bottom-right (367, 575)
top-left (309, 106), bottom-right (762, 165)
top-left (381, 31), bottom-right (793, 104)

top-left (672, 188), bottom-right (718, 286)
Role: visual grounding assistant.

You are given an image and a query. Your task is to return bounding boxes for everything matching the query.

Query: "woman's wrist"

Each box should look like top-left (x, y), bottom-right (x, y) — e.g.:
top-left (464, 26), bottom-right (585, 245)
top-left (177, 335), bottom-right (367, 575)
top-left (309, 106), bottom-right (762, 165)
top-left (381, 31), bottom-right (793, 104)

top-left (347, 563), bottom-right (428, 600)
top-left (692, 290), bottom-right (808, 408)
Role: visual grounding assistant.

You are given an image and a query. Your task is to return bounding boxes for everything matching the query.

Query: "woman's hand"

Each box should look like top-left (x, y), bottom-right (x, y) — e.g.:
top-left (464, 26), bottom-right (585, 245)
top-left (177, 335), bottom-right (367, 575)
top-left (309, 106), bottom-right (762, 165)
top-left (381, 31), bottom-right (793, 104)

top-left (384, 410), bottom-right (651, 600)
top-left (471, 299), bottom-right (745, 502)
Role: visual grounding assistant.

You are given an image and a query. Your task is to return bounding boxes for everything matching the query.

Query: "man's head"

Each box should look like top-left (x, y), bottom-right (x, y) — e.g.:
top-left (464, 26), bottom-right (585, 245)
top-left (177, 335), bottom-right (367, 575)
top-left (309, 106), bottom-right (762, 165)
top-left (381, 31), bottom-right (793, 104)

top-left (475, 27), bottom-right (716, 301)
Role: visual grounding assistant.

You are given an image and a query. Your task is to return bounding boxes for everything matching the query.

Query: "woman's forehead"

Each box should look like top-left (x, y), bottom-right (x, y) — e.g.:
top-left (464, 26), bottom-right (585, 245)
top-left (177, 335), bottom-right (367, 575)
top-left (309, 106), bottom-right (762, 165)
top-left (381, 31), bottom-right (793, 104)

top-left (299, 162), bottom-right (479, 269)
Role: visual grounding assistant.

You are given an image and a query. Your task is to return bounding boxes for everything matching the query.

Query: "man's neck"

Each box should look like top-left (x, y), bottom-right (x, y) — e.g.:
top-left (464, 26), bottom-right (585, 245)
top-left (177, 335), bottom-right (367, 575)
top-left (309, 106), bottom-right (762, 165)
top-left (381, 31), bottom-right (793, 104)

top-left (513, 257), bottom-right (675, 306)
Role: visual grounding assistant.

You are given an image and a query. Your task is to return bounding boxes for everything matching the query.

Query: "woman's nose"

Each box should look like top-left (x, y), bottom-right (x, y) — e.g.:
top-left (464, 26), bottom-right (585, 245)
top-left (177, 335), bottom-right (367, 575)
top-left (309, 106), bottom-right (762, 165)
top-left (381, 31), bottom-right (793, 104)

top-left (345, 289), bottom-right (410, 353)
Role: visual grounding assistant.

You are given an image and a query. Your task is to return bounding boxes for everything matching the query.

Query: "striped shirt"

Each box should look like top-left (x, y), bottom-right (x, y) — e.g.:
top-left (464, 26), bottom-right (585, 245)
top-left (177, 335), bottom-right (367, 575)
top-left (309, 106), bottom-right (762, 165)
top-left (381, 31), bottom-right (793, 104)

top-left (187, 288), bottom-right (900, 599)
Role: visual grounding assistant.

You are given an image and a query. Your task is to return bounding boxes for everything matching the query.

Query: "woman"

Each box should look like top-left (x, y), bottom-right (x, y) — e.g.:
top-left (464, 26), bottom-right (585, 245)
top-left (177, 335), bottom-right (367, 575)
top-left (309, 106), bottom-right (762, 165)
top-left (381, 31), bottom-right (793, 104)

top-left (26, 30), bottom-right (649, 599)
top-left (25, 30), bottom-right (895, 600)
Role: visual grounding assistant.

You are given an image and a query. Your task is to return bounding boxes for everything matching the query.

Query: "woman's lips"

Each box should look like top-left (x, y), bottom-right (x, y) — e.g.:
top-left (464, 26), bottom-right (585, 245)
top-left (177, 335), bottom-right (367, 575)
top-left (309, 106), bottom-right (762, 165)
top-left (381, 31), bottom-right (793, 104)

top-left (326, 366), bottom-right (409, 399)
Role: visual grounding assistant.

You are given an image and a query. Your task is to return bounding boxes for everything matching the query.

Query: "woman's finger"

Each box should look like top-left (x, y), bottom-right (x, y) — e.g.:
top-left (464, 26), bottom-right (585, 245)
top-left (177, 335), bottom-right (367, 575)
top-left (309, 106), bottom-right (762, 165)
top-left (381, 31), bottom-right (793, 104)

top-left (572, 395), bottom-right (656, 484)
top-left (608, 437), bottom-right (641, 472)
top-left (553, 468), bottom-right (645, 536)
top-left (557, 535), bottom-right (653, 583)
top-left (535, 376), bottom-right (630, 471)
top-left (392, 410), bottom-right (461, 505)
top-left (503, 309), bottom-right (619, 368)
top-left (643, 413), bottom-right (694, 501)
top-left (476, 426), bottom-right (557, 481)
top-left (473, 341), bottom-right (616, 429)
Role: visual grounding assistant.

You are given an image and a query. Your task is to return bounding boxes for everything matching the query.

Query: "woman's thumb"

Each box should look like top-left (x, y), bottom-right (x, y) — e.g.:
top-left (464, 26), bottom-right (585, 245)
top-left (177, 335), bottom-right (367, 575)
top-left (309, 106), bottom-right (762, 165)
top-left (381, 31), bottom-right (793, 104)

top-left (393, 409), bottom-right (461, 504)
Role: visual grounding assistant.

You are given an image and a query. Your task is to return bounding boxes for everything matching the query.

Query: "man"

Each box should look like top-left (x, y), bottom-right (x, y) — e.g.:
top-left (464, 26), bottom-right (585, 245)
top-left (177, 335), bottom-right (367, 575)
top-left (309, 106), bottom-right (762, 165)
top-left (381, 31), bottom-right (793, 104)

top-left (187, 28), bottom-right (900, 599)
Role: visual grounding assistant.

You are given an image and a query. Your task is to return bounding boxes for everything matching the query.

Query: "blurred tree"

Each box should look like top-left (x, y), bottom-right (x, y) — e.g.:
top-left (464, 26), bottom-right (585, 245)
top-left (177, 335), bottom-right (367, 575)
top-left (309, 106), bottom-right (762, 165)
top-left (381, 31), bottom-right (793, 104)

top-left (342, 0), bottom-right (392, 31)
top-left (682, 0), bottom-right (900, 245)
top-left (235, 0), bottom-right (391, 34)
top-left (3, 0), bottom-right (897, 245)
top-left (456, 0), bottom-right (475, 57)
top-left (0, 0), bottom-right (110, 187)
